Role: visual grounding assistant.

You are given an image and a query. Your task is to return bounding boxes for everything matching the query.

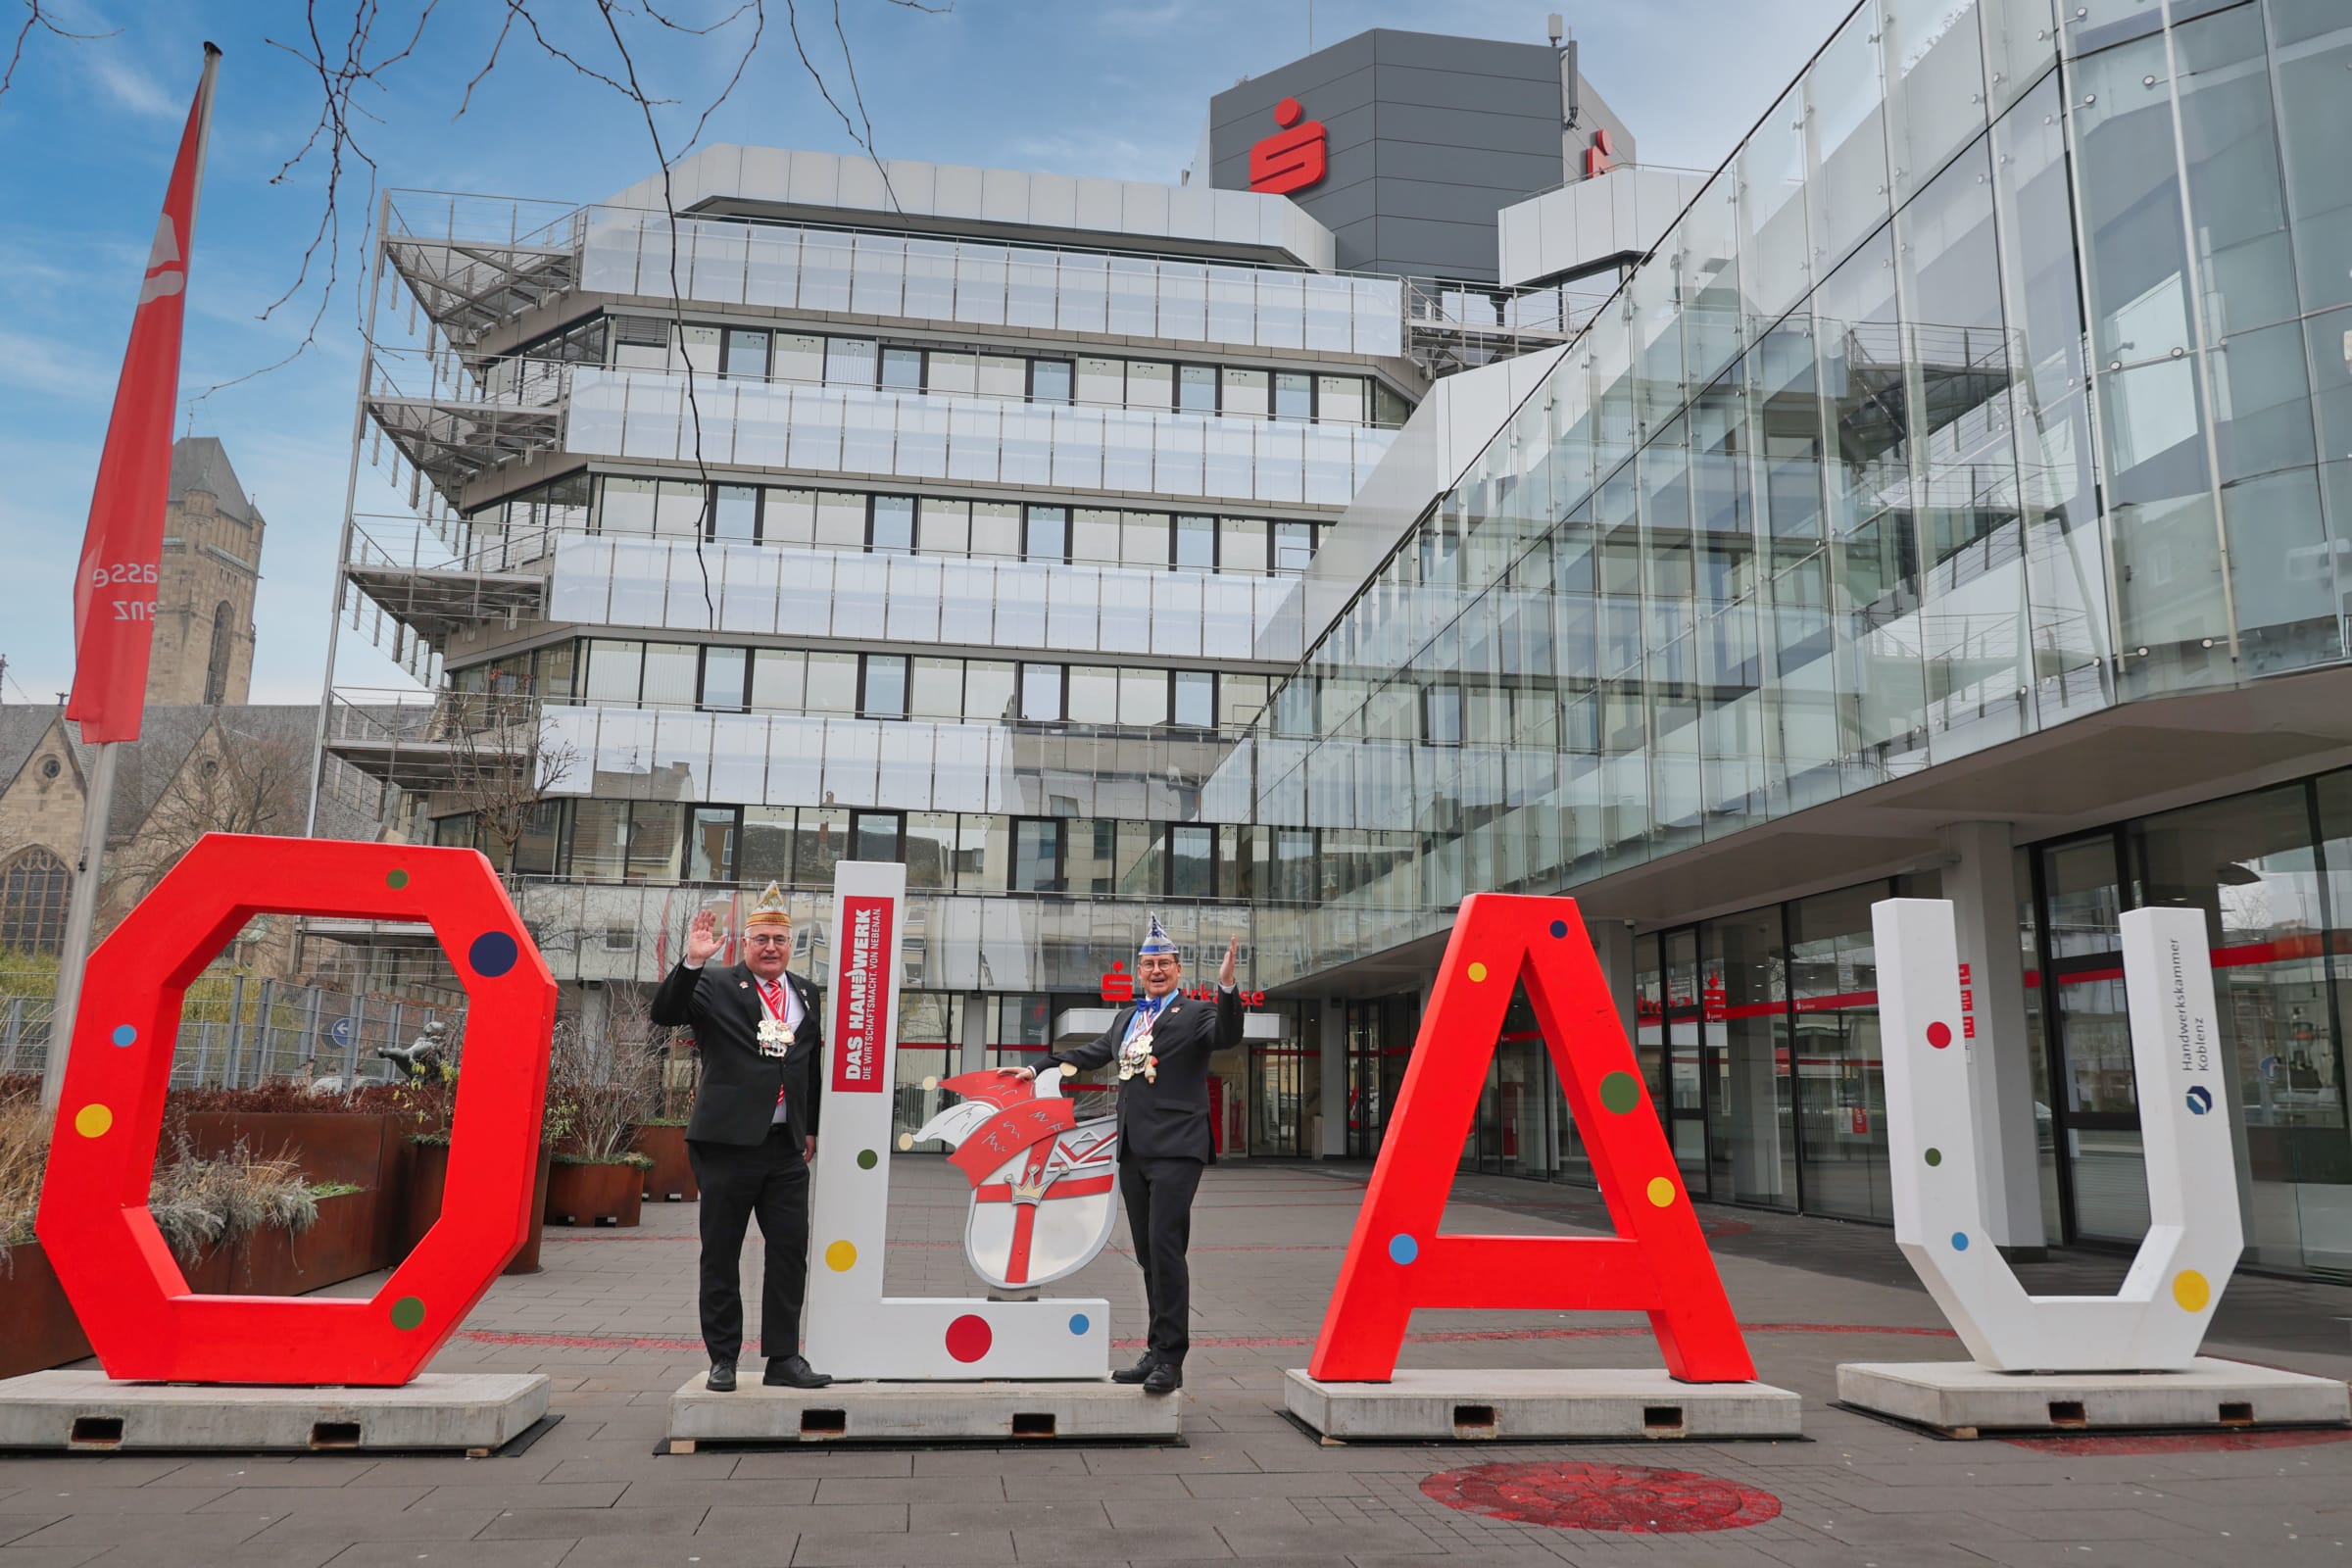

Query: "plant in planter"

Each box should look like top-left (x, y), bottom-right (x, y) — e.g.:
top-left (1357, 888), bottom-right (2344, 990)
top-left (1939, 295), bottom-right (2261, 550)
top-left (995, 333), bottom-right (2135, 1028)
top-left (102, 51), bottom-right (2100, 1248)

top-left (543, 1007), bottom-right (661, 1227)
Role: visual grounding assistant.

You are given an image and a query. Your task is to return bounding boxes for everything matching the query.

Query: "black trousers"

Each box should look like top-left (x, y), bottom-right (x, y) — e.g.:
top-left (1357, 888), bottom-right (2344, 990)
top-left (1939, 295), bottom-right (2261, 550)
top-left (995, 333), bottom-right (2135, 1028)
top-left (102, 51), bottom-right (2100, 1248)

top-left (688, 1129), bottom-right (810, 1364)
top-left (1119, 1154), bottom-right (1203, 1365)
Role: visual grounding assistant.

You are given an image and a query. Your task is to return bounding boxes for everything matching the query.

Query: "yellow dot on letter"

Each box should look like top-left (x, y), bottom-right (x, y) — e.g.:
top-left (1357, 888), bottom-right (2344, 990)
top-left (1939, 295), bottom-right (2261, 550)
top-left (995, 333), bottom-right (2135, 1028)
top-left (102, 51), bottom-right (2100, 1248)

top-left (1645, 1176), bottom-right (1677, 1207)
top-left (825, 1240), bottom-right (858, 1273)
top-left (1467, 962), bottom-right (1489, 983)
top-left (2172, 1269), bottom-right (2211, 1312)
top-left (74, 1104), bottom-right (112, 1139)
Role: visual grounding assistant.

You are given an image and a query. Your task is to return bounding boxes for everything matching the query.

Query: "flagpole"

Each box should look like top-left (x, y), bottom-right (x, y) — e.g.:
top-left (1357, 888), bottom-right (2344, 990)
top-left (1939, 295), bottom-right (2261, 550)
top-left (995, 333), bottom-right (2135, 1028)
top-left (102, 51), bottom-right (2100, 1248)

top-left (40, 42), bottom-right (221, 1115)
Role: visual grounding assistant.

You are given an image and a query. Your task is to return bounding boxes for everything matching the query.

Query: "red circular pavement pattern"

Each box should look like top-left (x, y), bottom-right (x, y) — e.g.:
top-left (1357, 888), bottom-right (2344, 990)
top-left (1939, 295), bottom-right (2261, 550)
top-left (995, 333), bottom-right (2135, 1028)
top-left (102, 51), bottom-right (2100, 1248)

top-left (2003, 1428), bottom-right (2352, 1457)
top-left (1421, 1461), bottom-right (1781, 1534)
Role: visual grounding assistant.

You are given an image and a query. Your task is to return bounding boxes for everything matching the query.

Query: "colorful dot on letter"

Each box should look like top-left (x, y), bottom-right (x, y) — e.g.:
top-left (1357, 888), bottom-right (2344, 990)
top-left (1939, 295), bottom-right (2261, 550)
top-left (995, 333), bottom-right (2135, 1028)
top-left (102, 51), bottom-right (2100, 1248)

top-left (1388, 1233), bottom-right (1419, 1265)
top-left (856, 1149), bottom-right (878, 1170)
top-left (1549, 919), bottom-right (1569, 939)
top-left (390, 1296), bottom-right (427, 1331)
top-left (2172, 1269), bottom-right (2212, 1312)
top-left (1645, 1176), bottom-right (1676, 1207)
top-left (385, 869), bottom-right (410, 890)
top-left (1927, 1021), bottom-right (1953, 1050)
top-left (110, 1024), bottom-right (135, 1047)
top-left (1950, 1231), bottom-right (1970, 1251)
top-left (1924, 1148), bottom-right (1942, 1167)
top-left (1598, 1071), bottom-right (1642, 1115)
top-left (1068, 1313), bottom-right (1090, 1336)
top-left (1467, 961), bottom-right (1489, 983)
top-left (825, 1240), bottom-right (858, 1272)
top-left (468, 930), bottom-right (518, 978)
top-left (945, 1313), bottom-right (993, 1363)
top-left (73, 1104), bottom-right (111, 1139)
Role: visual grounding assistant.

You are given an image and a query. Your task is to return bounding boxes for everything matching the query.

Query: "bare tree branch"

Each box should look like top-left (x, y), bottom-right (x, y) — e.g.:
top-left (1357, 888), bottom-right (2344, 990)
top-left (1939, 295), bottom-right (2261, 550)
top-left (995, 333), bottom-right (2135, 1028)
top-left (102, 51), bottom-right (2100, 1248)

top-left (0, 1), bottom-right (118, 103)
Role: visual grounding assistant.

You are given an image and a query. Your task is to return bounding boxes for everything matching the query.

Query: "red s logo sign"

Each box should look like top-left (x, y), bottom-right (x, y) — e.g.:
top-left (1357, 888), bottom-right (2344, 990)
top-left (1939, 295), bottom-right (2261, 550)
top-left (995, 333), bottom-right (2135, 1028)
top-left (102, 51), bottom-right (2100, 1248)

top-left (1249, 97), bottom-right (1328, 195)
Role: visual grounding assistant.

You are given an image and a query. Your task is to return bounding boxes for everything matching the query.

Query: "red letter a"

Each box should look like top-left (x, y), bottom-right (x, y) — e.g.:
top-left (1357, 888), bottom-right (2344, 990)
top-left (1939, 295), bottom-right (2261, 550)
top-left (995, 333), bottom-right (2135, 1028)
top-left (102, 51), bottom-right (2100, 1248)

top-left (1306, 895), bottom-right (1754, 1383)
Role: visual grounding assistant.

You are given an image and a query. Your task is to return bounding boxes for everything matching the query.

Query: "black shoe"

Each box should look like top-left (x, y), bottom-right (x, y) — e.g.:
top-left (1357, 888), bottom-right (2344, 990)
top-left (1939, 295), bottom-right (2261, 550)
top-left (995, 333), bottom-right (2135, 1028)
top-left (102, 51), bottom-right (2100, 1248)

top-left (706, 1360), bottom-right (736, 1393)
top-left (1143, 1360), bottom-right (1183, 1395)
top-left (1109, 1352), bottom-right (1159, 1385)
top-left (764, 1353), bottom-right (833, 1389)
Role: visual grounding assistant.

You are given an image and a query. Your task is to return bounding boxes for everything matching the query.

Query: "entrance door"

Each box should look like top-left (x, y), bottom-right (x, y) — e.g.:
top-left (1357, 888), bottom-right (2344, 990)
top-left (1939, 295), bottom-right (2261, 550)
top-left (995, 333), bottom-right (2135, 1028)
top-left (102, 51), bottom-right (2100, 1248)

top-left (1662, 929), bottom-right (1711, 1196)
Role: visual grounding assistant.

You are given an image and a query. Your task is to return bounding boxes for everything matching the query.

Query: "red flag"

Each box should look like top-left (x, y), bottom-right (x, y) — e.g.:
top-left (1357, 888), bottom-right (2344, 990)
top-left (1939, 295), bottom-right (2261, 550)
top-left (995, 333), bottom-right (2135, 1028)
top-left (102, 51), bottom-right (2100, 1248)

top-left (66, 45), bottom-right (220, 744)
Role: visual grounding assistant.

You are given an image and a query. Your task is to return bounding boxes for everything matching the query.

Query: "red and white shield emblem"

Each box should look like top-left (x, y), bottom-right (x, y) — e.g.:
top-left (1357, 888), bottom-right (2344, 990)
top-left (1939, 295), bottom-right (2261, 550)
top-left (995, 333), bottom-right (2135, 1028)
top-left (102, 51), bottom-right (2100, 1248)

top-left (915, 1069), bottom-right (1119, 1292)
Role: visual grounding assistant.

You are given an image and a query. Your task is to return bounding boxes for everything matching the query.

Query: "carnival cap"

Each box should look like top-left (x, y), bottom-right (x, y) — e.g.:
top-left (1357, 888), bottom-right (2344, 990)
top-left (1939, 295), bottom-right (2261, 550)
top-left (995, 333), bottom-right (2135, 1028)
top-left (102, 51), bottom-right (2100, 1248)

top-left (1138, 913), bottom-right (1178, 958)
top-left (745, 881), bottom-right (793, 931)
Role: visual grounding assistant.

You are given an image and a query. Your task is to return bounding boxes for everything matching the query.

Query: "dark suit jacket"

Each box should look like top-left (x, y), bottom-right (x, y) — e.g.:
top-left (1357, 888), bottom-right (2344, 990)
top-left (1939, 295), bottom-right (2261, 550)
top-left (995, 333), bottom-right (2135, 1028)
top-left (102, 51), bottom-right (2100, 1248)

top-left (1047, 985), bottom-right (1242, 1163)
top-left (651, 961), bottom-right (824, 1149)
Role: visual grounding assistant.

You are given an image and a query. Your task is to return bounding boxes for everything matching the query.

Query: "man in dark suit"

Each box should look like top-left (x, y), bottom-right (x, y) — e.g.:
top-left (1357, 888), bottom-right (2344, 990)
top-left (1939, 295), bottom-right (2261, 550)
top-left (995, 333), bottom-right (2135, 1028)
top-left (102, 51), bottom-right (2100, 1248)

top-left (650, 882), bottom-right (831, 1392)
top-left (1021, 917), bottom-right (1241, 1394)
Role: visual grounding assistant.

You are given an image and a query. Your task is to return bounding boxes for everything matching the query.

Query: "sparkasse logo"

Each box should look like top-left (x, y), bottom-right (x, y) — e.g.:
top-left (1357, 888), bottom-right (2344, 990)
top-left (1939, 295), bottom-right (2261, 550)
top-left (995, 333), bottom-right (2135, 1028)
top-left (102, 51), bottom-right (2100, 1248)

top-left (1249, 97), bottom-right (1328, 195)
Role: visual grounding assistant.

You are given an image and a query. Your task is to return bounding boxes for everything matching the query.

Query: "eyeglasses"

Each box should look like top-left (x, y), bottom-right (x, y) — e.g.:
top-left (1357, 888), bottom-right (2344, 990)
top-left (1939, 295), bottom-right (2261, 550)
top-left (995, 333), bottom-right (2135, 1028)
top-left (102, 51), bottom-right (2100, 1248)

top-left (745, 934), bottom-right (791, 948)
top-left (1138, 957), bottom-right (1180, 971)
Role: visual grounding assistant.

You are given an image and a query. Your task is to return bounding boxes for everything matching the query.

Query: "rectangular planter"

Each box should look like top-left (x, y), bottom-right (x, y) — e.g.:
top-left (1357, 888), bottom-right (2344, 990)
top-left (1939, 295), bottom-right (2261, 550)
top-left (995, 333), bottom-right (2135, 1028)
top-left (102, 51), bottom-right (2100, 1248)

top-left (545, 1160), bottom-right (645, 1227)
top-left (632, 1123), bottom-right (697, 1201)
top-left (178, 1109), bottom-right (408, 1271)
top-left (165, 1190), bottom-right (380, 1298)
top-left (0, 1242), bottom-right (94, 1380)
top-left (402, 1143), bottom-right (550, 1274)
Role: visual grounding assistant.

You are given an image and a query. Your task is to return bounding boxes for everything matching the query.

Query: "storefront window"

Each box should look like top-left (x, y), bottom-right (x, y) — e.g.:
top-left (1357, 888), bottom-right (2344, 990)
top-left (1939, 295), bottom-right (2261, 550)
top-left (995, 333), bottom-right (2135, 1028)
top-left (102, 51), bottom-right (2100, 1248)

top-left (1788, 883), bottom-right (1889, 1222)
top-left (1704, 906), bottom-right (1794, 1209)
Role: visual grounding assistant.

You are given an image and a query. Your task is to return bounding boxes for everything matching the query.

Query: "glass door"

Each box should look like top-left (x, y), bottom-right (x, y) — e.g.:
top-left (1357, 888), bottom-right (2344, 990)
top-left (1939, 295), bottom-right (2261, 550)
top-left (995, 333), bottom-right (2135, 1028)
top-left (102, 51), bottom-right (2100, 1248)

top-left (2038, 832), bottom-right (2147, 1241)
top-left (1662, 929), bottom-right (1711, 1193)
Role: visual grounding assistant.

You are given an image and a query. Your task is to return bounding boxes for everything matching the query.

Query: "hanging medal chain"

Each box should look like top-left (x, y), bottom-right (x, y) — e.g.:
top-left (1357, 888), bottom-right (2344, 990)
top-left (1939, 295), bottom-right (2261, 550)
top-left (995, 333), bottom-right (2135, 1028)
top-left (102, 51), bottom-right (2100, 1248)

top-left (756, 978), bottom-right (794, 1058)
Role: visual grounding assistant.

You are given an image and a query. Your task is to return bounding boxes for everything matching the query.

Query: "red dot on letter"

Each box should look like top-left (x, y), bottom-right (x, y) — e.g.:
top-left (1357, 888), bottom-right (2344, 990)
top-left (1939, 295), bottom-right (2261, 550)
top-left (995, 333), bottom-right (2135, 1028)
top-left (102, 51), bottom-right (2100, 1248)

top-left (945, 1313), bottom-right (993, 1363)
top-left (1274, 96), bottom-right (1302, 128)
top-left (1927, 1021), bottom-right (1952, 1050)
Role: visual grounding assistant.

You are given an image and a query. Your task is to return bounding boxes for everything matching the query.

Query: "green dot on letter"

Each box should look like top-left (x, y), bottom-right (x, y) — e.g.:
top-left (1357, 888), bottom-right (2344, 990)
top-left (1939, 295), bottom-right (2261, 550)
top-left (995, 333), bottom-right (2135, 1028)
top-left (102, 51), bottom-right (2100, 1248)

top-left (390, 1296), bottom-right (426, 1331)
top-left (1598, 1071), bottom-right (1641, 1115)
top-left (385, 869), bottom-right (410, 890)
top-left (857, 1149), bottom-right (878, 1170)
top-left (1924, 1148), bottom-right (1942, 1167)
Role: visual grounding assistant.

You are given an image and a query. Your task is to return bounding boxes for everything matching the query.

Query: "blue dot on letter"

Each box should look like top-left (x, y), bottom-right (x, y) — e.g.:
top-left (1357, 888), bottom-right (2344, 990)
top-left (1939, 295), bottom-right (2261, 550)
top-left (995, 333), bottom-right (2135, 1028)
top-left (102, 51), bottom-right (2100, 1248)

top-left (1950, 1231), bottom-right (1971, 1251)
top-left (1388, 1233), bottom-right (1419, 1266)
top-left (1067, 1313), bottom-right (1090, 1336)
top-left (1549, 919), bottom-right (1569, 939)
top-left (468, 930), bottom-right (518, 978)
top-left (110, 1024), bottom-right (135, 1048)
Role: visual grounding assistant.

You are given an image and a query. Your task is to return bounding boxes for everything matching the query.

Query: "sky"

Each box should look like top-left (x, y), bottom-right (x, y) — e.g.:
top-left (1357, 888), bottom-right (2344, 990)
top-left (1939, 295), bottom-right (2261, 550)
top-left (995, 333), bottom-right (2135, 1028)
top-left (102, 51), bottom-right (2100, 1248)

top-left (0, 0), bottom-right (1855, 710)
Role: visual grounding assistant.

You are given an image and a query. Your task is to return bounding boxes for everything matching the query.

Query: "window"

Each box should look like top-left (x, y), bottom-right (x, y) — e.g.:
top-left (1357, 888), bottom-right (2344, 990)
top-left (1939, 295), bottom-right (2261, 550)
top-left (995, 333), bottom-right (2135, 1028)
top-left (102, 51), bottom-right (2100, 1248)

top-left (1076, 357), bottom-right (1123, 406)
top-left (431, 812), bottom-right (479, 850)
top-left (513, 801), bottom-right (563, 877)
top-left (753, 648), bottom-right (805, 710)
top-left (972, 502), bottom-right (1021, 558)
top-left (1274, 520), bottom-right (1314, 574)
top-left (1424, 684), bottom-right (1464, 745)
top-left (1177, 364), bottom-right (1217, 414)
top-left (723, 328), bottom-right (768, 379)
top-left (806, 652), bottom-right (858, 712)
top-left (1018, 663), bottom-right (1062, 721)
top-left (700, 646), bottom-right (749, 711)
top-left (710, 484), bottom-right (759, 542)
top-left (977, 355), bottom-right (1026, 400)
top-left (675, 324), bottom-right (719, 375)
top-left (1273, 676), bottom-right (1317, 737)
top-left (965, 661), bottom-right (1016, 720)
top-left (870, 494), bottom-right (915, 554)
top-left (762, 487), bottom-right (815, 546)
top-left (1127, 361), bottom-right (1172, 412)
top-left (1373, 381), bottom-right (1410, 426)
top-left (879, 346), bottom-right (923, 390)
top-left (1071, 508), bottom-right (1121, 564)
top-left (739, 806), bottom-right (795, 884)
top-left (1175, 514), bottom-right (1216, 572)
top-left (600, 476), bottom-right (658, 535)
top-left (824, 337), bottom-right (878, 386)
top-left (203, 601), bottom-right (235, 703)
top-left (851, 809), bottom-right (903, 862)
top-left (1172, 669), bottom-right (1215, 728)
top-left (909, 658), bottom-right (963, 717)
top-left (814, 491), bottom-right (865, 548)
top-left (1119, 668), bottom-right (1167, 726)
top-left (641, 643), bottom-right (699, 709)
top-left (927, 351), bottom-right (975, 395)
top-left (772, 332), bottom-right (823, 384)
top-left (1221, 517), bottom-right (1267, 574)
top-left (1011, 819), bottom-right (1064, 892)
top-left (798, 807), bottom-right (849, 890)
top-left (861, 654), bottom-right (908, 719)
top-left (1024, 505), bottom-right (1068, 563)
top-left (1031, 359), bottom-right (1073, 405)
top-left (906, 812), bottom-right (958, 889)
top-left (686, 806), bottom-right (738, 881)
top-left (1065, 666), bottom-right (1118, 723)
top-left (1316, 374), bottom-right (1364, 425)
top-left (624, 803), bottom-right (684, 883)
top-left (1222, 367), bottom-right (1269, 418)
top-left (918, 497), bottom-right (970, 554)
top-left (1167, 825), bottom-right (1215, 898)
top-left (1274, 827), bottom-right (1316, 904)
top-left (36, 756), bottom-right (61, 782)
top-left (567, 800), bottom-right (629, 881)
top-left (1273, 371), bottom-right (1312, 421)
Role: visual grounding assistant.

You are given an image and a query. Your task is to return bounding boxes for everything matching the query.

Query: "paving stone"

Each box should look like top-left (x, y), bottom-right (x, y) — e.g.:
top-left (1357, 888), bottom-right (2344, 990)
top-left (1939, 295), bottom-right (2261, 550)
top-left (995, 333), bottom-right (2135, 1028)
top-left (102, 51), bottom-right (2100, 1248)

top-left (786, 1528), bottom-right (1015, 1565)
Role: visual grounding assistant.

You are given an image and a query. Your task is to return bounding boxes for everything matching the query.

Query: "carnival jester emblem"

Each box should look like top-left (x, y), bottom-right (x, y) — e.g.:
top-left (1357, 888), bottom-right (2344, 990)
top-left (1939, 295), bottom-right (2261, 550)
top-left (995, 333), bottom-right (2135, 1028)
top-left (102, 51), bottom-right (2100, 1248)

top-left (910, 1066), bottom-right (1120, 1293)
top-left (745, 881), bottom-right (795, 1058)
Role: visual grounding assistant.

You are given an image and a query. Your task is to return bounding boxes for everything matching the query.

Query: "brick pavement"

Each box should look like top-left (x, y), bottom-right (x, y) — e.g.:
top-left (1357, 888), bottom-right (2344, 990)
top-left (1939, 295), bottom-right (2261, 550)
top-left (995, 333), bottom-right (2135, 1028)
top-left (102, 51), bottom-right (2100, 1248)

top-left (7, 1157), bottom-right (2352, 1567)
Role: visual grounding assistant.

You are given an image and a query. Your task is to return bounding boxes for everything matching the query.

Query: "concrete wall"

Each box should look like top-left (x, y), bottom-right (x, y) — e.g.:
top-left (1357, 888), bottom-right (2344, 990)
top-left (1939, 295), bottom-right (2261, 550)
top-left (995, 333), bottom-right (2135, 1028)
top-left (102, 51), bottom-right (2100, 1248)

top-left (1206, 29), bottom-right (1637, 281)
top-left (1496, 165), bottom-right (1714, 288)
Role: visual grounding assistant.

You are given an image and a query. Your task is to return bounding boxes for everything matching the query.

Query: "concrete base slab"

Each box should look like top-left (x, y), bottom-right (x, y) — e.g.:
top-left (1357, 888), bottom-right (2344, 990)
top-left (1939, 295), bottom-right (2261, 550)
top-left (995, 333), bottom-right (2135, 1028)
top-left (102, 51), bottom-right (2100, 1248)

top-left (666, 1375), bottom-right (1183, 1449)
top-left (0, 1370), bottom-right (551, 1454)
top-left (1837, 1357), bottom-right (2352, 1438)
top-left (1282, 1368), bottom-right (1804, 1444)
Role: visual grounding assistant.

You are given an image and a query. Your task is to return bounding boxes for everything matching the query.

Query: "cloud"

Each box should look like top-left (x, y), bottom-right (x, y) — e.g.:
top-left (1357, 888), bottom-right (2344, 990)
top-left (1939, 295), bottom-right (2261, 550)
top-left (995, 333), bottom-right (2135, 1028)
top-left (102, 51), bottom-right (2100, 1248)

top-left (0, 329), bottom-right (115, 401)
top-left (86, 52), bottom-right (181, 120)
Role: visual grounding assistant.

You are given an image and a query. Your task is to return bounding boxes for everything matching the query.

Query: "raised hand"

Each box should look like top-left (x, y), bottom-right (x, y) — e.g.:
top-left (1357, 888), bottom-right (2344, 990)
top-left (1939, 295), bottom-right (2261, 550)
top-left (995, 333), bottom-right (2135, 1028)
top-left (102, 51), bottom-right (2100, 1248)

top-left (1219, 936), bottom-right (1239, 990)
top-left (685, 907), bottom-right (723, 965)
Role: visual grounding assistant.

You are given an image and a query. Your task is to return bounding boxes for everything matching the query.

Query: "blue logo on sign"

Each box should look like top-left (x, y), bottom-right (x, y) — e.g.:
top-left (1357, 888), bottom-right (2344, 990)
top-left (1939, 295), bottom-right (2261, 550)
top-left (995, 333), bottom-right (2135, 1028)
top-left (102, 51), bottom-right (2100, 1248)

top-left (2185, 1085), bottom-right (2214, 1115)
